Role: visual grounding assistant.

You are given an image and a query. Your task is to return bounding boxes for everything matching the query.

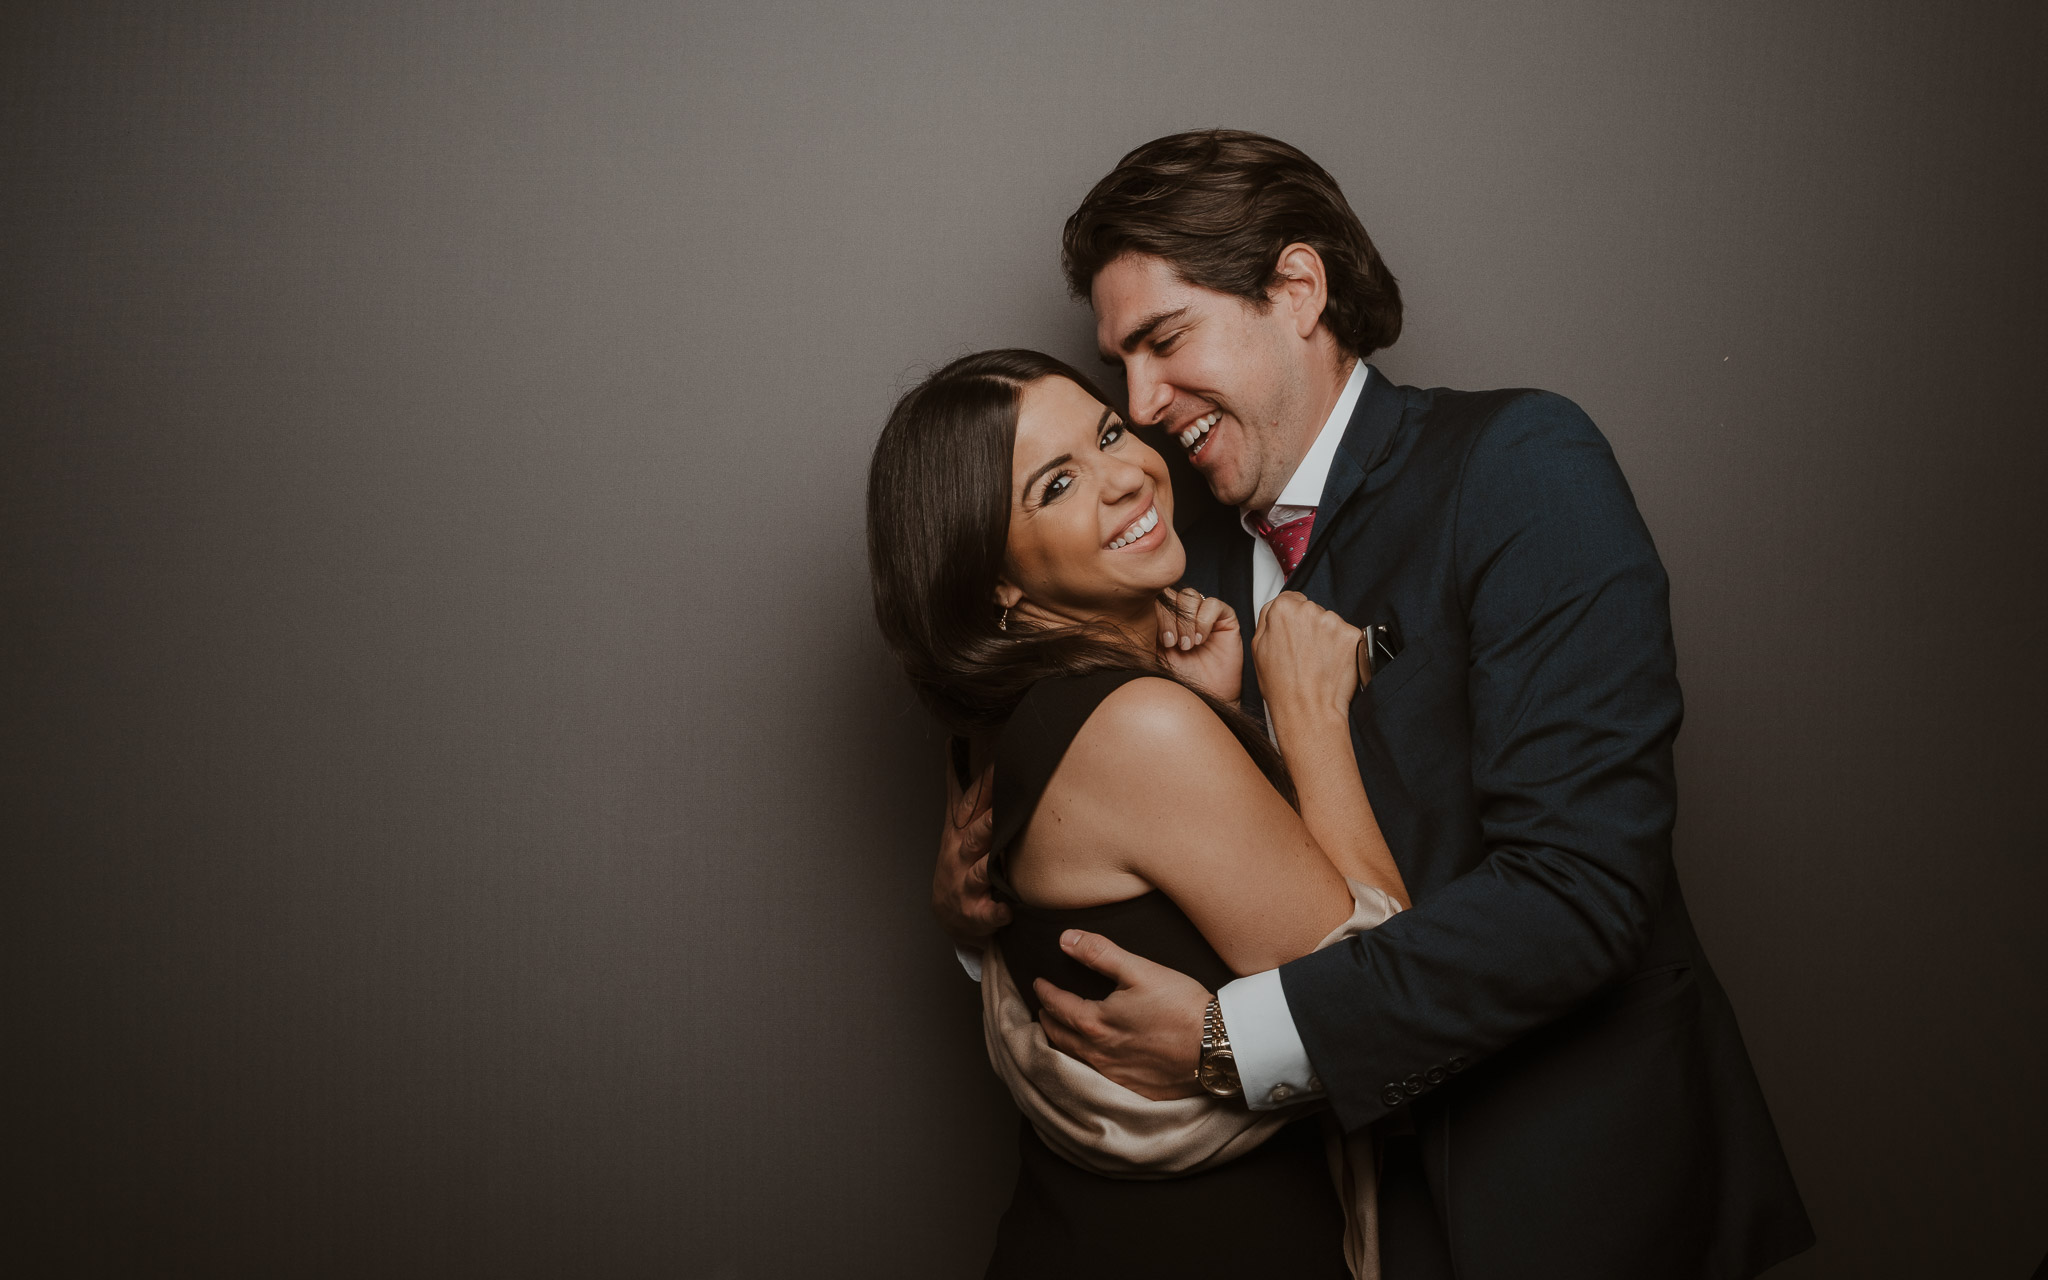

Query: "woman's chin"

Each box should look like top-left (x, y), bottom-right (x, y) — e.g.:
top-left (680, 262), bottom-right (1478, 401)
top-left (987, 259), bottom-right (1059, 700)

top-left (1112, 540), bottom-right (1185, 598)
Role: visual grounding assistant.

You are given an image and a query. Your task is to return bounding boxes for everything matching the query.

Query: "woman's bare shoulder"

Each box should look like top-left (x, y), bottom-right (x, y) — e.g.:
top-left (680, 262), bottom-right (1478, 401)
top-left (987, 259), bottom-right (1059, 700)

top-left (1058, 677), bottom-right (1272, 815)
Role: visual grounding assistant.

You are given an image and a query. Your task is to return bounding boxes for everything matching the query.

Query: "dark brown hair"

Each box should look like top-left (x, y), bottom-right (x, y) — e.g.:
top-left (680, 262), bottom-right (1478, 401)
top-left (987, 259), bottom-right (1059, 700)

top-left (1061, 129), bottom-right (1402, 358)
top-left (866, 348), bottom-right (1291, 798)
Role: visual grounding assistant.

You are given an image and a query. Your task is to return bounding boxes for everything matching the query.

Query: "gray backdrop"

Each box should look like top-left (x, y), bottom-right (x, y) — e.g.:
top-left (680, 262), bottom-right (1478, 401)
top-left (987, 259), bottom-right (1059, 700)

top-left (4, 2), bottom-right (2042, 1276)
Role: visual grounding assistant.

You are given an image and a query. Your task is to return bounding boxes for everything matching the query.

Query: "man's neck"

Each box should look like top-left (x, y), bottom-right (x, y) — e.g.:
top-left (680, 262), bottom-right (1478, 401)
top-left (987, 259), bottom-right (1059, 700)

top-left (1248, 348), bottom-right (1358, 515)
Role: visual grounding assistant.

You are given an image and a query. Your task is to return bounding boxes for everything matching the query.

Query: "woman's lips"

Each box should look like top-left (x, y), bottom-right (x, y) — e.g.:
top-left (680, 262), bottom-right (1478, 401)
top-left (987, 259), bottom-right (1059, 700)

top-left (1105, 503), bottom-right (1160, 551)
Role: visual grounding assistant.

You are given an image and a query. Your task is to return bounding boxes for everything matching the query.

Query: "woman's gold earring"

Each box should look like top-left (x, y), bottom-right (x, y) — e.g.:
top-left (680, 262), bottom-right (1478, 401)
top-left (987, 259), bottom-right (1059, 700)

top-left (999, 606), bottom-right (1010, 631)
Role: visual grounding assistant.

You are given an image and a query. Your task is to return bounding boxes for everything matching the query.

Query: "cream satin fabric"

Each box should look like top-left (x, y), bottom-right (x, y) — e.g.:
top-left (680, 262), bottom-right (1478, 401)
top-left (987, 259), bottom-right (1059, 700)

top-left (980, 879), bottom-right (1401, 1280)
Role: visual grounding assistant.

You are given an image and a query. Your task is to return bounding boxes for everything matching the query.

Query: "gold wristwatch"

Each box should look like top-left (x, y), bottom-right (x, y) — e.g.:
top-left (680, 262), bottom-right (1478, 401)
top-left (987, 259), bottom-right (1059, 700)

top-left (1197, 997), bottom-right (1242, 1098)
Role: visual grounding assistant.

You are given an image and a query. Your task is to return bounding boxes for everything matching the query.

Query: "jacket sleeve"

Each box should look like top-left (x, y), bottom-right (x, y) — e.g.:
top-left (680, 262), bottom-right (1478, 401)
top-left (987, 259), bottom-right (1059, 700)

top-left (1278, 391), bottom-right (1684, 1132)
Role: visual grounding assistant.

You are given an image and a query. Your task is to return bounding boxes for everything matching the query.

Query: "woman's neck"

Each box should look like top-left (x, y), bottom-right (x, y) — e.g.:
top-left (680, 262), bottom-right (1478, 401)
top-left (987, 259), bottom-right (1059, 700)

top-left (1014, 599), bottom-right (1156, 661)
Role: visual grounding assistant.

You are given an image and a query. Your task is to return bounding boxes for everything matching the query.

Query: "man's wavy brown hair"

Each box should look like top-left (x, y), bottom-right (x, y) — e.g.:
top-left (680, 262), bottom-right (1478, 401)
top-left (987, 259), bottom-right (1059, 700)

top-left (1061, 129), bottom-right (1403, 358)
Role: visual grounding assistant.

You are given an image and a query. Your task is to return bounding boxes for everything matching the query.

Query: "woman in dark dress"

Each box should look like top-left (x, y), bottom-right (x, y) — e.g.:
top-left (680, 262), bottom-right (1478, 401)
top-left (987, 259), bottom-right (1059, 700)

top-left (867, 350), bottom-right (1407, 1277)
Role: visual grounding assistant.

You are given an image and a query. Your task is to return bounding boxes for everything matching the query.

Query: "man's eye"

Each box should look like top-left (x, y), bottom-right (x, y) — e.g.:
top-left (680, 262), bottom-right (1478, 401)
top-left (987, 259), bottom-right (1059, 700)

top-left (1155, 333), bottom-right (1182, 354)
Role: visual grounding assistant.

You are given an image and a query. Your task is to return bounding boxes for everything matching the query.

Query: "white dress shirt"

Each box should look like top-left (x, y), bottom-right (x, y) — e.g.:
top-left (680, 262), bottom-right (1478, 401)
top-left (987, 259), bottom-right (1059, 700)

top-left (1216, 358), bottom-right (1367, 1110)
top-left (959, 361), bottom-right (1371, 1110)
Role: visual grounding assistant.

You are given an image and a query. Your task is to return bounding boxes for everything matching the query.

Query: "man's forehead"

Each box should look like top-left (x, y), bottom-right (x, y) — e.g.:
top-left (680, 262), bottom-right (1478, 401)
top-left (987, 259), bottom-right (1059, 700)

top-left (1092, 255), bottom-right (1264, 356)
top-left (1092, 256), bottom-right (1199, 355)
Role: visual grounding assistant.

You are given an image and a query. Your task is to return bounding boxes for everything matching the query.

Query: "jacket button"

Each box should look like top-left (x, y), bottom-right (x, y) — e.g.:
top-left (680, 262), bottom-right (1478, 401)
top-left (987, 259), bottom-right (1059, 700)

top-left (1447, 1056), bottom-right (1467, 1073)
top-left (1381, 1085), bottom-right (1406, 1108)
top-left (1403, 1074), bottom-right (1425, 1095)
top-left (1424, 1066), bottom-right (1446, 1085)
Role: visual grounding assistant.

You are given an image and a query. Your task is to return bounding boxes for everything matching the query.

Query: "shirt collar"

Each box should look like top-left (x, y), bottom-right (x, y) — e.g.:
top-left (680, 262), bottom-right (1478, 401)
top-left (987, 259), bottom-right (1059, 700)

top-left (1240, 359), bottom-right (1369, 533)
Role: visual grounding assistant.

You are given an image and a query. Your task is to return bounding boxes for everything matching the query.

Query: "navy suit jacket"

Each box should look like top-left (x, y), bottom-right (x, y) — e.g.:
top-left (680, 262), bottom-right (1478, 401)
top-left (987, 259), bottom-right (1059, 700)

top-left (1178, 369), bottom-right (1814, 1279)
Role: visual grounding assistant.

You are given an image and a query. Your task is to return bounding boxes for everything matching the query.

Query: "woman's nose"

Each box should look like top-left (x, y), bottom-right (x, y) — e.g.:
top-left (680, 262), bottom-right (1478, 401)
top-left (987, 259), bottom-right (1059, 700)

top-left (1101, 452), bottom-right (1147, 499)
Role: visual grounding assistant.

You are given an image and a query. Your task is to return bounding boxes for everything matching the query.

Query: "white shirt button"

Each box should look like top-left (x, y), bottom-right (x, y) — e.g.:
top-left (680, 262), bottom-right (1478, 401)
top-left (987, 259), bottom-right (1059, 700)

top-left (1269, 1083), bottom-right (1294, 1104)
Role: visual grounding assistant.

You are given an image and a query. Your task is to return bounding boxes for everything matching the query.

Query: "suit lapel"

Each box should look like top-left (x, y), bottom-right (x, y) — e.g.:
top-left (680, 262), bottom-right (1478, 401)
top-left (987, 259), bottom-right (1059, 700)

top-left (1290, 365), bottom-right (1407, 595)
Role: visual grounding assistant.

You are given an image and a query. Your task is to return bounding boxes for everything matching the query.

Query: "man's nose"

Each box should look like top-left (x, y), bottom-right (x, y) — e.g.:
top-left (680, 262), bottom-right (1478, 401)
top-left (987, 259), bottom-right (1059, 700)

top-left (1124, 360), bottom-right (1173, 427)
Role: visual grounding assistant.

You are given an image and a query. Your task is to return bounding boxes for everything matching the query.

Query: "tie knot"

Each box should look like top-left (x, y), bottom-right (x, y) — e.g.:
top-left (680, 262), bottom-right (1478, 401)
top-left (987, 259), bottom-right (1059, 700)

top-left (1254, 509), bottom-right (1316, 578)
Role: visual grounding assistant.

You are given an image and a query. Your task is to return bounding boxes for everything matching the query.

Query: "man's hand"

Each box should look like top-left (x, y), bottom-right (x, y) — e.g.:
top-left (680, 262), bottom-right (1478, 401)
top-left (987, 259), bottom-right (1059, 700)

top-left (1033, 929), bottom-right (1211, 1100)
top-left (932, 747), bottom-right (1007, 949)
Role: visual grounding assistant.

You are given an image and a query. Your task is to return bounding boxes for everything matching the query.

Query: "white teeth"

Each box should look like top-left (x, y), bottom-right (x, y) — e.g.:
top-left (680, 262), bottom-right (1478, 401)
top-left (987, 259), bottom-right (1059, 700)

top-left (1108, 506), bottom-right (1158, 550)
top-left (1177, 412), bottom-right (1221, 450)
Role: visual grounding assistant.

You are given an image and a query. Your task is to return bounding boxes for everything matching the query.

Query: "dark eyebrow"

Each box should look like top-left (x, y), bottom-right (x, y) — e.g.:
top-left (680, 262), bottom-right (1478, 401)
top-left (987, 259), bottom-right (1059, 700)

top-left (1017, 409), bottom-right (1113, 502)
top-left (1020, 452), bottom-right (1073, 502)
top-left (1109, 306), bottom-right (1191, 358)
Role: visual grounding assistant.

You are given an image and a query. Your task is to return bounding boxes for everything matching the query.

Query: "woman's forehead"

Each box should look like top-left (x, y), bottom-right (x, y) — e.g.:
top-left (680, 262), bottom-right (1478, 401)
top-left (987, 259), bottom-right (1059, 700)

top-left (1015, 377), bottom-right (1109, 458)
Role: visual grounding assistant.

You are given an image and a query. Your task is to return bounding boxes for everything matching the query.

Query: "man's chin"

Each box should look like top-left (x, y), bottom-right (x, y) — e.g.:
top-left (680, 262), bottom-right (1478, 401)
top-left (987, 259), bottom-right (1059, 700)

top-left (1196, 462), bottom-right (1255, 510)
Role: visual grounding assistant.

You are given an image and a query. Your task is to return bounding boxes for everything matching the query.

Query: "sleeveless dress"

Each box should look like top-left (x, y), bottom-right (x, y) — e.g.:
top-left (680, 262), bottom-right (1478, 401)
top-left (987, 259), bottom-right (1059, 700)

top-left (982, 669), bottom-right (1349, 1280)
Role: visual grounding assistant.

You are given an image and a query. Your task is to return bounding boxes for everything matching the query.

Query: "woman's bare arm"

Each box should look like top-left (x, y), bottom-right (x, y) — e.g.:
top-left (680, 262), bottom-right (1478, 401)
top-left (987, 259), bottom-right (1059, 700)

top-left (1005, 677), bottom-right (1361, 977)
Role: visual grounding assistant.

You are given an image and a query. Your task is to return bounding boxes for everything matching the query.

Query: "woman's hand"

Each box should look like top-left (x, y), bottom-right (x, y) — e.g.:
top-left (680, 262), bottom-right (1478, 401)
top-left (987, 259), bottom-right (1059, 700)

top-left (1252, 591), bottom-right (1365, 730)
top-left (1155, 587), bottom-right (1241, 703)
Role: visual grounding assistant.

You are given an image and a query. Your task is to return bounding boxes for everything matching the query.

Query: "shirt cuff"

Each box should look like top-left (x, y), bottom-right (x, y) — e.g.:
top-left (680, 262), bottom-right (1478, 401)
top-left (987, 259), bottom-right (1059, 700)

top-left (1217, 968), bottom-right (1323, 1110)
top-left (955, 944), bottom-right (984, 983)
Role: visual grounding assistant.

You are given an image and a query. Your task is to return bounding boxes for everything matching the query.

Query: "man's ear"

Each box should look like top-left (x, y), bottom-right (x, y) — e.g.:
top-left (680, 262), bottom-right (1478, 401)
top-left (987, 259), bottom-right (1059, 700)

top-left (1271, 242), bottom-right (1330, 341)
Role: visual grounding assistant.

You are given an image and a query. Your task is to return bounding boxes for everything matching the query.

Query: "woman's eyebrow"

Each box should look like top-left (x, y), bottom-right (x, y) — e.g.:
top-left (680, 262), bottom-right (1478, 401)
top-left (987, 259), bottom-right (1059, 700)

top-left (1020, 452), bottom-right (1073, 498)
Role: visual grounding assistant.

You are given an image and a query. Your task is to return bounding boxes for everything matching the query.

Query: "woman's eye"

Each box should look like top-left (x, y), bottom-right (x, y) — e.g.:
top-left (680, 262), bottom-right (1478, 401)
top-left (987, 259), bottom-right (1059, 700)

top-left (1041, 472), bottom-right (1073, 503)
top-left (1099, 423), bottom-right (1125, 448)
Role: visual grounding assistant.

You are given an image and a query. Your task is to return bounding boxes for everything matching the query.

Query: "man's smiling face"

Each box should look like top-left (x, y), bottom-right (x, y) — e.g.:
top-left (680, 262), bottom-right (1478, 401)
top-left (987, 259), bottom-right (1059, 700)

top-left (1092, 252), bottom-right (1317, 513)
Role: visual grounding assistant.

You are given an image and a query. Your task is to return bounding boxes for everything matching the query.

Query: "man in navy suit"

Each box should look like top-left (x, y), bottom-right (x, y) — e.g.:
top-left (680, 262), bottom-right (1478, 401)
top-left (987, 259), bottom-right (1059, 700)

top-left (933, 130), bottom-right (1813, 1277)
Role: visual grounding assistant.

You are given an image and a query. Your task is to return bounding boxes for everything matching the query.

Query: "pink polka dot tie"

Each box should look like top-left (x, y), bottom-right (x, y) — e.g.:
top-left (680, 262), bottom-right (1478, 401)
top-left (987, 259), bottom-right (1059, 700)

top-left (1252, 509), bottom-right (1316, 579)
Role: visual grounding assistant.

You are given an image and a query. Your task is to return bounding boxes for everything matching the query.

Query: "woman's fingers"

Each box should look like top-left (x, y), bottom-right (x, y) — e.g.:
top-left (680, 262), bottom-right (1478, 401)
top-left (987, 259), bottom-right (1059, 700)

top-left (1157, 587), bottom-right (1207, 650)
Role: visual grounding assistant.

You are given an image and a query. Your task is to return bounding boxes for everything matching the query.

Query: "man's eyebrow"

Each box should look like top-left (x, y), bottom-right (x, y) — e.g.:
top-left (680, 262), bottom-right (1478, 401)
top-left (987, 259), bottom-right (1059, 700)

top-left (1113, 306), bottom-right (1191, 356)
top-left (1020, 452), bottom-right (1073, 501)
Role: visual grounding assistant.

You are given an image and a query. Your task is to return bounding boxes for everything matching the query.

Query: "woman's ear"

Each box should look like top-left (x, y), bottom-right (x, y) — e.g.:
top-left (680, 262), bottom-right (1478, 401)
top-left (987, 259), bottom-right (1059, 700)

top-left (993, 579), bottom-right (1024, 610)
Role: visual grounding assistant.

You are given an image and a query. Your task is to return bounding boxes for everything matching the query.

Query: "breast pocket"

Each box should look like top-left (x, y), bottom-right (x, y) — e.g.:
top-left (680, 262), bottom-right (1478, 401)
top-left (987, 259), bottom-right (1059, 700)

top-left (1361, 633), bottom-right (1435, 706)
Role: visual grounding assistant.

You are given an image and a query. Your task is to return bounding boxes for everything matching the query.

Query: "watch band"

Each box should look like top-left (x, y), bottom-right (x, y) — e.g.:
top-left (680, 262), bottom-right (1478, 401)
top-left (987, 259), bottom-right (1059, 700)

top-left (1197, 996), bottom-right (1242, 1098)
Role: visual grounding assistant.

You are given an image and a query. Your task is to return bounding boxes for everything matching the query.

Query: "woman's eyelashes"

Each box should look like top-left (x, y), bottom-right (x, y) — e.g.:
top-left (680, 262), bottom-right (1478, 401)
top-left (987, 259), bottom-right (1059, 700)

top-left (1036, 421), bottom-right (1127, 506)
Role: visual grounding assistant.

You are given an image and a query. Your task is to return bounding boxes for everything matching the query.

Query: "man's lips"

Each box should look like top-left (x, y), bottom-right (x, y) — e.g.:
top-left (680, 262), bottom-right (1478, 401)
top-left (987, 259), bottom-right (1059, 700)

top-left (1176, 411), bottom-right (1221, 461)
top-left (1105, 502), bottom-right (1161, 551)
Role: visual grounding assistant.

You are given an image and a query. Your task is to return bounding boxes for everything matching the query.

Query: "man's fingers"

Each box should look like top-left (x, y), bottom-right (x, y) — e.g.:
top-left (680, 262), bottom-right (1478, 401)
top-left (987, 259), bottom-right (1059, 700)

top-left (1058, 929), bottom-right (1156, 988)
top-left (1033, 977), bottom-right (1102, 1043)
top-left (1034, 996), bottom-right (1089, 1062)
top-left (950, 767), bottom-right (993, 827)
top-left (976, 900), bottom-right (1013, 930)
top-left (945, 800), bottom-right (994, 869)
top-left (961, 806), bottom-right (993, 856)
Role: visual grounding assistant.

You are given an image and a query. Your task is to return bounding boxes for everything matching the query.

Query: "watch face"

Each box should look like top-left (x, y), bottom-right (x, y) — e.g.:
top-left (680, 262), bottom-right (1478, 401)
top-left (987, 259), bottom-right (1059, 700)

top-left (1198, 1050), bottom-right (1239, 1097)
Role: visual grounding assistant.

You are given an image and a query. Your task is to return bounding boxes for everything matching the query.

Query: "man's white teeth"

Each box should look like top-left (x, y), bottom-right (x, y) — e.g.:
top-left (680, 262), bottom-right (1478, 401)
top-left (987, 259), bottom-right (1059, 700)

top-left (1176, 412), bottom-right (1220, 451)
top-left (1107, 505), bottom-right (1159, 550)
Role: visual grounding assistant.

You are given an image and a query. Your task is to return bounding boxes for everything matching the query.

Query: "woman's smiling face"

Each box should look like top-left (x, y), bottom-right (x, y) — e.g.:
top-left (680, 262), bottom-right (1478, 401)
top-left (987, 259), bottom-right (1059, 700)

top-left (998, 375), bottom-right (1183, 626)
